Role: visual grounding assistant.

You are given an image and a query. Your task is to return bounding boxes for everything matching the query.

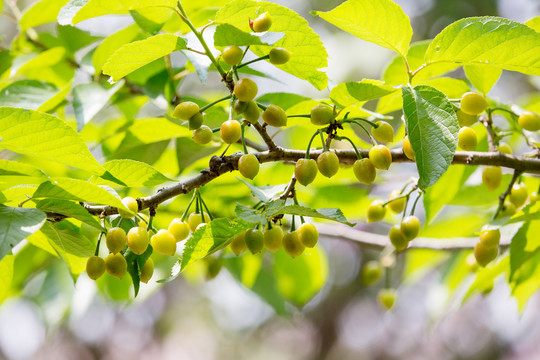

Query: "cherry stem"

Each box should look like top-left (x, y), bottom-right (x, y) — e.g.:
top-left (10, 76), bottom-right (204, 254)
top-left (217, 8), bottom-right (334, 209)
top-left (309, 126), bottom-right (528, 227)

top-left (341, 117), bottom-right (379, 128)
top-left (346, 120), bottom-right (377, 146)
top-left (198, 192), bottom-right (214, 221)
top-left (287, 114), bottom-right (311, 118)
top-left (199, 94), bottom-right (233, 112)
top-left (319, 129), bottom-right (328, 152)
top-left (180, 191), bottom-right (197, 222)
top-left (334, 135), bottom-right (361, 160)
top-left (94, 232), bottom-right (103, 256)
top-left (221, 143), bottom-right (231, 157)
top-left (241, 122), bottom-right (248, 155)
top-left (291, 215), bottom-right (296, 232)
top-left (410, 192), bottom-right (422, 216)
top-left (146, 215), bottom-right (154, 232)
top-left (293, 194), bottom-right (305, 224)
top-left (305, 130), bottom-right (320, 159)
top-left (236, 55), bottom-right (270, 70)
top-left (493, 170), bottom-right (522, 220)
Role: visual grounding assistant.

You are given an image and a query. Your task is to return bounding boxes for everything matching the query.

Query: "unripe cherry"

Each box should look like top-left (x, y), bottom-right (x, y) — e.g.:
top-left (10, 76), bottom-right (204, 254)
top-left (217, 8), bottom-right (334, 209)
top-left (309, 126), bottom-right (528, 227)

top-left (263, 227), bottom-right (283, 252)
top-left (518, 111), bottom-right (540, 132)
top-left (317, 151), bottom-right (339, 178)
top-left (151, 229), bottom-right (176, 256)
top-left (262, 104), bottom-right (287, 127)
top-left (366, 200), bottom-right (386, 222)
top-left (220, 120), bottom-right (242, 144)
top-left (222, 45), bottom-right (243, 66)
top-left (192, 125), bottom-right (213, 144)
top-left (243, 100), bottom-right (260, 123)
top-left (283, 231), bottom-right (304, 258)
top-left (353, 158), bottom-right (376, 185)
top-left (369, 145), bottom-right (392, 170)
top-left (86, 256), bottom-right (106, 280)
top-left (105, 253), bottom-right (127, 279)
top-left (509, 183), bottom-right (528, 208)
top-left (482, 166), bottom-right (502, 191)
top-left (474, 241), bottom-right (498, 267)
top-left (106, 227), bottom-right (127, 254)
top-left (173, 101), bottom-right (200, 120)
top-left (297, 223), bottom-right (318, 248)
top-left (377, 288), bottom-right (397, 310)
top-left (310, 105), bottom-right (333, 126)
top-left (251, 12), bottom-right (272, 32)
top-left (460, 92), bottom-right (489, 115)
top-left (118, 197), bottom-right (138, 218)
top-left (387, 190), bottom-right (406, 214)
top-left (389, 225), bottom-right (408, 251)
top-left (294, 158), bottom-right (318, 186)
top-left (234, 78), bottom-right (258, 102)
top-left (269, 47), bottom-right (292, 65)
top-left (456, 109), bottom-right (477, 127)
top-left (245, 229), bottom-right (264, 254)
top-left (127, 227), bottom-right (149, 255)
top-left (140, 258), bottom-right (154, 283)
top-left (458, 126), bottom-right (477, 151)
top-left (371, 121), bottom-right (394, 143)
top-left (402, 136), bottom-right (415, 160)
top-left (400, 215), bottom-right (421, 241)
top-left (479, 228), bottom-right (500, 248)
top-left (361, 260), bottom-right (382, 286)
top-left (230, 231), bottom-right (247, 255)
top-left (238, 154), bottom-right (260, 179)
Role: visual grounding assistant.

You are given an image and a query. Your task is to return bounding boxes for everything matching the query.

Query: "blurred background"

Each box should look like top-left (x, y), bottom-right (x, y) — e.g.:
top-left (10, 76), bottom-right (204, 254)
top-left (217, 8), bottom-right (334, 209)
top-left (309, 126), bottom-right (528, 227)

top-left (1, 0), bottom-right (540, 359)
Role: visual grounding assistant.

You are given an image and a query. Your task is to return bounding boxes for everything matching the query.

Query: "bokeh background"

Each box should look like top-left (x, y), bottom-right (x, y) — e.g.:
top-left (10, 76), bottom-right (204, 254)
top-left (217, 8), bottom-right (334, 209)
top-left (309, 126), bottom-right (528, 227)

top-left (1, 0), bottom-right (540, 359)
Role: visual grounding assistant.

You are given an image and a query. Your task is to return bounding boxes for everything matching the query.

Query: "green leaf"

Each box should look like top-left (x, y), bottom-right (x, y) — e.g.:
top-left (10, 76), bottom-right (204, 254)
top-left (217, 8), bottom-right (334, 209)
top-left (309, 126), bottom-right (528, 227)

top-left (330, 80), bottom-right (399, 108)
top-left (526, 16), bottom-right (540, 32)
top-left (509, 222), bottom-right (530, 282)
top-left (33, 178), bottom-right (129, 212)
top-left (213, 24), bottom-right (284, 47)
top-left (91, 159), bottom-right (174, 187)
top-left (73, 81), bottom-right (123, 131)
top-left (130, 8), bottom-right (171, 35)
top-left (182, 50), bottom-right (212, 85)
top-left (0, 205), bottom-right (46, 261)
top-left (20, 0), bottom-right (70, 31)
top-left (92, 24), bottom-right (141, 75)
top-left (39, 221), bottom-right (94, 274)
top-left (402, 85), bottom-right (459, 189)
top-left (124, 245), bottom-right (153, 297)
top-left (313, 0), bottom-right (412, 57)
top-left (57, 25), bottom-right (101, 54)
top-left (463, 64), bottom-right (502, 94)
top-left (423, 165), bottom-right (475, 223)
top-left (425, 17), bottom-right (540, 76)
top-left (175, 137), bottom-right (220, 172)
top-left (0, 160), bottom-right (47, 177)
top-left (102, 34), bottom-right (187, 82)
top-left (0, 80), bottom-right (59, 110)
top-left (181, 218), bottom-right (252, 271)
top-left (236, 177), bottom-right (286, 203)
top-left (256, 92), bottom-right (310, 110)
top-left (58, 0), bottom-right (175, 25)
top-left (0, 254), bottom-right (13, 305)
top-left (0, 192), bottom-right (6, 204)
top-left (35, 199), bottom-right (104, 231)
top-left (273, 245), bottom-right (328, 305)
top-left (463, 255), bottom-right (508, 303)
top-left (234, 203), bottom-right (267, 225)
top-left (216, 0), bottom-right (328, 90)
top-left (37, 79), bottom-right (73, 113)
top-left (0, 107), bottom-right (105, 175)
top-left (269, 204), bottom-right (355, 226)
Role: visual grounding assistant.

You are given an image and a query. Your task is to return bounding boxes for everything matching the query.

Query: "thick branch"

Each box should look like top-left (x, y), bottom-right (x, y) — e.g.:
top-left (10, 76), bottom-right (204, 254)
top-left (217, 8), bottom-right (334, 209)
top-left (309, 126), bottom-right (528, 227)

top-left (76, 148), bottom-right (540, 218)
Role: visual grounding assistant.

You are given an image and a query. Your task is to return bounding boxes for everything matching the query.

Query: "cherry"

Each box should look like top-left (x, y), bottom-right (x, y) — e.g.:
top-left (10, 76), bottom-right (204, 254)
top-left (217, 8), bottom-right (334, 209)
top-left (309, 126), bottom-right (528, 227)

top-left (369, 145), bottom-right (392, 170)
top-left (86, 256), bottom-right (106, 280)
top-left (479, 228), bottom-right (500, 248)
top-left (458, 126), bottom-right (477, 151)
top-left (238, 154), bottom-right (260, 179)
top-left (474, 241), bottom-right (498, 267)
top-left (310, 105), bottom-right (333, 126)
top-left (482, 166), bottom-right (502, 191)
top-left (456, 109), bottom-right (477, 127)
top-left (230, 231), bottom-right (247, 255)
top-left (173, 101), bottom-right (200, 120)
top-left (243, 100), bottom-right (260, 123)
top-left (387, 190), bottom-right (406, 214)
top-left (168, 219), bottom-right (188, 241)
top-left (245, 229), bottom-right (264, 254)
top-left (377, 288), bottom-right (397, 310)
top-left (498, 201), bottom-right (516, 218)
top-left (188, 212), bottom-right (208, 232)
top-left (460, 92), bottom-right (489, 115)
top-left (263, 227), bottom-right (283, 252)
top-left (140, 258), bottom-right (154, 283)
top-left (106, 227), bottom-right (127, 254)
top-left (510, 183), bottom-right (528, 208)
top-left (251, 12), bottom-right (272, 32)
top-left (294, 158), bottom-right (318, 186)
top-left (530, 191), bottom-right (539, 203)
top-left (118, 196), bottom-right (138, 218)
top-left (233, 78), bottom-right (258, 102)
top-left (297, 223), bottom-right (318, 248)
top-left (105, 253), bottom-right (127, 279)
top-left (220, 120), bottom-right (242, 144)
top-left (389, 225), bottom-right (408, 251)
top-left (353, 158), bottom-right (376, 185)
top-left (283, 231), bottom-right (305, 258)
top-left (269, 47), bottom-right (292, 65)
top-left (317, 151), bottom-right (340, 178)
top-left (262, 104), bottom-right (287, 127)
top-left (127, 227), bottom-right (149, 255)
top-left (367, 200), bottom-right (386, 222)
top-left (371, 121), bottom-right (394, 143)
top-left (400, 216), bottom-right (420, 240)
top-left (402, 136), bottom-right (415, 160)
top-left (234, 100), bottom-right (248, 114)
top-left (206, 257), bottom-right (223, 279)
top-left (518, 111), bottom-right (540, 132)
top-left (151, 229), bottom-right (176, 256)
top-left (361, 260), bottom-right (382, 286)
top-left (222, 45), bottom-right (243, 66)
top-left (188, 112), bottom-right (204, 130)
top-left (192, 125), bottom-right (213, 144)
